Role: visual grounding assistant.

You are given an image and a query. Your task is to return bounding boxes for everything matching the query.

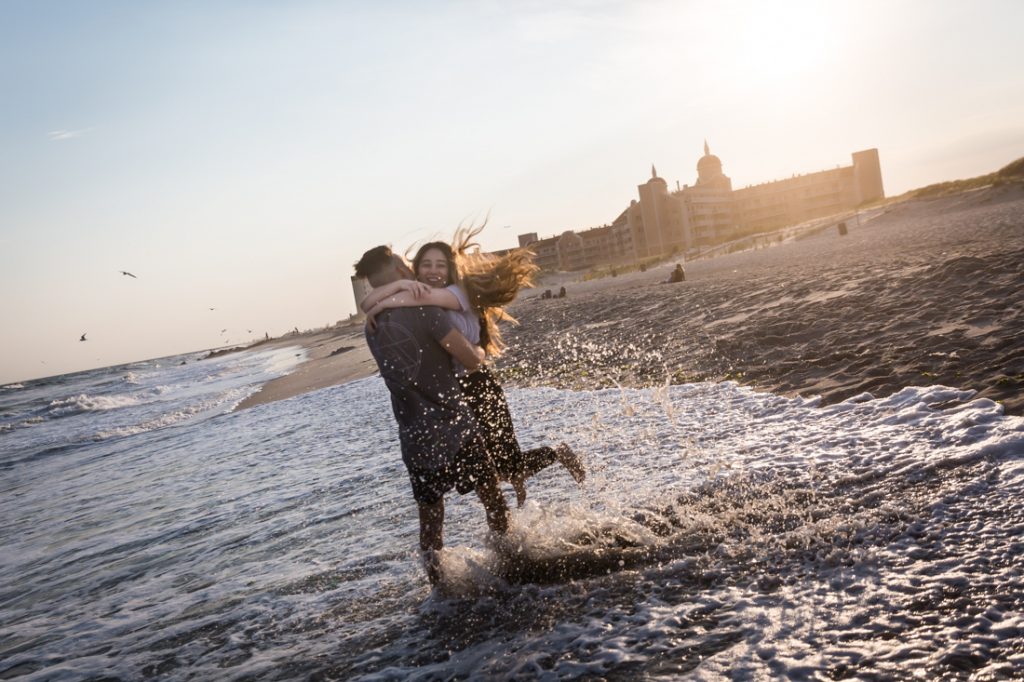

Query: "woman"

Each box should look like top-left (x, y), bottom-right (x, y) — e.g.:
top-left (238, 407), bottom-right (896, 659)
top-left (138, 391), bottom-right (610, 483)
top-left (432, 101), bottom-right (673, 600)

top-left (361, 227), bottom-right (584, 506)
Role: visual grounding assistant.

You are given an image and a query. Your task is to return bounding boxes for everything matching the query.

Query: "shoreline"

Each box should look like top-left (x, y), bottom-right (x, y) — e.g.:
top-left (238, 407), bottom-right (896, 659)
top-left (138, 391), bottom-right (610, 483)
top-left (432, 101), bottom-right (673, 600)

top-left (232, 325), bottom-right (376, 411)
top-left (235, 182), bottom-right (1024, 416)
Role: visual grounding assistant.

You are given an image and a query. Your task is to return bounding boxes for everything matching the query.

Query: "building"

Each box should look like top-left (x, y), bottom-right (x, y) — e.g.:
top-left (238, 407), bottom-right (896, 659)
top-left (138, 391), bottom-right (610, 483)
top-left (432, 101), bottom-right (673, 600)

top-left (676, 141), bottom-right (739, 250)
top-left (518, 222), bottom-right (634, 272)
top-left (518, 142), bottom-right (884, 271)
top-left (732, 148), bottom-right (885, 234)
top-left (626, 166), bottom-right (687, 258)
top-left (350, 275), bottom-right (371, 320)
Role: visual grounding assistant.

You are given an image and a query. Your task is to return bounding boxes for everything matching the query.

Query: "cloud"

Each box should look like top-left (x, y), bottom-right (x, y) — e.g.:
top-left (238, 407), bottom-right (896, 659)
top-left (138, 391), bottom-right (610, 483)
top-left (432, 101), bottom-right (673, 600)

top-left (47, 129), bottom-right (89, 141)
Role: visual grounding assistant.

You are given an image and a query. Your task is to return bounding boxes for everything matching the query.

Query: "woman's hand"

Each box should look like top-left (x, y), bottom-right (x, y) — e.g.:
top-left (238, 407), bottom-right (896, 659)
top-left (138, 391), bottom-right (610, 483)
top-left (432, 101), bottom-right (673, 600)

top-left (396, 279), bottom-right (431, 299)
top-left (365, 307), bottom-right (381, 333)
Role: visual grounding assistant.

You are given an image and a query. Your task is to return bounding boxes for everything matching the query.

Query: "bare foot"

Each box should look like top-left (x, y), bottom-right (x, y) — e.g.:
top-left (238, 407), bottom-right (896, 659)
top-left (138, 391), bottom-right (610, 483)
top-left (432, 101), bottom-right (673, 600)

top-left (511, 476), bottom-right (527, 507)
top-left (555, 443), bottom-right (586, 484)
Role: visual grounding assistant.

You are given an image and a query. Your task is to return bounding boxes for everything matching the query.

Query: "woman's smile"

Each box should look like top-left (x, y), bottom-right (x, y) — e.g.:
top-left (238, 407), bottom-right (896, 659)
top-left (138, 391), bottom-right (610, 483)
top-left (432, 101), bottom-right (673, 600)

top-left (417, 248), bottom-right (450, 288)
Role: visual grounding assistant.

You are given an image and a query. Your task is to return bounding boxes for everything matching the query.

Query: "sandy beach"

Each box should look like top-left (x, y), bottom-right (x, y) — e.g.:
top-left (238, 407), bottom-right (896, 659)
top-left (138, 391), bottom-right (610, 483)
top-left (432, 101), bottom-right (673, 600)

top-left (238, 182), bottom-right (1024, 416)
top-left (233, 326), bottom-right (376, 410)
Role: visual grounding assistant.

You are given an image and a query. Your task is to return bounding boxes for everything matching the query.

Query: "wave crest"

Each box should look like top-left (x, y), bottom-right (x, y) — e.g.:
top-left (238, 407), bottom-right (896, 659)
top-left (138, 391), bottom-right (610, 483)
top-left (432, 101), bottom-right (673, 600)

top-left (48, 393), bottom-right (141, 416)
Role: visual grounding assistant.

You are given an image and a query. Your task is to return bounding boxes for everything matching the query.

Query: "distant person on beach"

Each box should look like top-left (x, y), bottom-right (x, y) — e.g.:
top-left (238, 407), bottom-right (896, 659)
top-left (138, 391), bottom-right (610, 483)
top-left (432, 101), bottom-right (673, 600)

top-left (354, 245), bottom-right (510, 585)
top-left (665, 263), bottom-right (686, 283)
top-left (361, 227), bottom-right (585, 507)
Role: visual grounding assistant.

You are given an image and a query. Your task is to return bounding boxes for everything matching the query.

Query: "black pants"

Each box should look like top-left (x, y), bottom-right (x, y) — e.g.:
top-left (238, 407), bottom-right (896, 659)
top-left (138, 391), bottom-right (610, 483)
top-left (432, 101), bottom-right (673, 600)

top-left (407, 433), bottom-right (496, 505)
top-left (458, 367), bottom-right (556, 481)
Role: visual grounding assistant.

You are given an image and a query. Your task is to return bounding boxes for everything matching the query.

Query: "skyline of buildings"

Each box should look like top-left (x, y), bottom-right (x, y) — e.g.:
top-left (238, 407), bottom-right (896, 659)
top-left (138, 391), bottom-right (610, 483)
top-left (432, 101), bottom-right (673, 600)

top-left (351, 142), bottom-right (886, 313)
top-left (519, 143), bottom-right (885, 272)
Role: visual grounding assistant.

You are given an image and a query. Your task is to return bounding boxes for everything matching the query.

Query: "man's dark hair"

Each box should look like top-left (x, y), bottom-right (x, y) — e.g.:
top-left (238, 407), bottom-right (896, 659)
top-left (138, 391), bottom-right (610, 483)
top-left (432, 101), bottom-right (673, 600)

top-left (354, 245), bottom-right (394, 279)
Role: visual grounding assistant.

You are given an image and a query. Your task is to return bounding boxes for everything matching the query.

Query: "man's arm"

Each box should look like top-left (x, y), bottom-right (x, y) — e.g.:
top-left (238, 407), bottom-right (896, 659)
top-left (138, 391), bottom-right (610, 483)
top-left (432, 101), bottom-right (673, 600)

top-left (366, 287), bottom-right (461, 317)
top-left (440, 328), bottom-right (484, 372)
top-left (365, 288), bottom-right (463, 332)
top-left (360, 279), bottom-right (433, 313)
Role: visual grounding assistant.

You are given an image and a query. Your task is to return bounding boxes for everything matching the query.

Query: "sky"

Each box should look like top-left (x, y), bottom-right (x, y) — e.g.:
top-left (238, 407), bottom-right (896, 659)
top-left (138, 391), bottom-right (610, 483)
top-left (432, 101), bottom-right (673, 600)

top-left (2, 0), bottom-right (1023, 384)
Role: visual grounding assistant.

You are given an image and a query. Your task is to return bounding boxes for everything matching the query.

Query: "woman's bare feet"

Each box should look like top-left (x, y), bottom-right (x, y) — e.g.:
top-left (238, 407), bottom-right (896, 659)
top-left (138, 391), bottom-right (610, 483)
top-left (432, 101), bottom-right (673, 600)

top-left (555, 443), bottom-right (586, 484)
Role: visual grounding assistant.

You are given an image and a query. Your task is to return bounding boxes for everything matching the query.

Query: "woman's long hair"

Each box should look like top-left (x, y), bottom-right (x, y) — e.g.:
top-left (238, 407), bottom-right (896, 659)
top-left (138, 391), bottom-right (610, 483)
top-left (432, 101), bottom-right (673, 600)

top-left (411, 223), bottom-right (538, 356)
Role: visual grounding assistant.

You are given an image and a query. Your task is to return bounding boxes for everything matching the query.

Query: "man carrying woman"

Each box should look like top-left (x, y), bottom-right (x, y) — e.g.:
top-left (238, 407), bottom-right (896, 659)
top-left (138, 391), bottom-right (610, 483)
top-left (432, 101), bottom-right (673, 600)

top-left (354, 245), bottom-right (507, 585)
top-left (361, 226), bottom-right (585, 507)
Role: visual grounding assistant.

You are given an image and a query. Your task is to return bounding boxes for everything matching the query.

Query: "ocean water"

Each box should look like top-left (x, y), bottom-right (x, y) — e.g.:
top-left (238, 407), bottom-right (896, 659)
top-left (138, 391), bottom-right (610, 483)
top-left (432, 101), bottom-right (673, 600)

top-left (1, 348), bottom-right (1023, 680)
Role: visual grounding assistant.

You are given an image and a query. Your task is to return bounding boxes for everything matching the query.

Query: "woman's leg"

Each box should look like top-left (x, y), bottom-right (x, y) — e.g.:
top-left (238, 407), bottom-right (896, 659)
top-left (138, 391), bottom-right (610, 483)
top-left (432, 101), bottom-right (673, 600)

top-left (520, 443), bottom-right (585, 483)
top-left (460, 370), bottom-right (532, 478)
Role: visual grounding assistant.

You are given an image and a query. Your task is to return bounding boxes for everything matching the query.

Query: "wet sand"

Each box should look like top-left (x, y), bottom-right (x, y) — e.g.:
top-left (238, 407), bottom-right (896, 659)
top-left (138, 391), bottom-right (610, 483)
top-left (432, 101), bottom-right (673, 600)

top-left (233, 326), bottom-right (376, 410)
top-left (238, 181), bottom-right (1024, 416)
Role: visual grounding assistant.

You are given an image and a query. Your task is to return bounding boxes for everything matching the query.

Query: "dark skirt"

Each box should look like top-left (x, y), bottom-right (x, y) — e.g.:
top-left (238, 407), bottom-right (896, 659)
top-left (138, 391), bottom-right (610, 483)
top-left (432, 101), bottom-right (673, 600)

top-left (407, 434), bottom-right (496, 505)
top-left (458, 366), bottom-right (556, 481)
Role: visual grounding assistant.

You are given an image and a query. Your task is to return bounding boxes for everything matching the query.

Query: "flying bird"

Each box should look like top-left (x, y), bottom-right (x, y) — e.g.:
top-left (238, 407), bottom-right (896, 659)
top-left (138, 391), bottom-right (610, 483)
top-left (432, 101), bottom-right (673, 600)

top-left (119, 270), bottom-right (137, 278)
top-left (80, 333), bottom-right (87, 342)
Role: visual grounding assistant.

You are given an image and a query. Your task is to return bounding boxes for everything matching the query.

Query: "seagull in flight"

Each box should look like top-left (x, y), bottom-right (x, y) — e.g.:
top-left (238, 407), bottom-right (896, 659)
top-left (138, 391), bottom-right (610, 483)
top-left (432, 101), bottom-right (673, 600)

top-left (119, 270), bottom-right (137, 278)
top-left (80, 333), bottom-right (87, 342)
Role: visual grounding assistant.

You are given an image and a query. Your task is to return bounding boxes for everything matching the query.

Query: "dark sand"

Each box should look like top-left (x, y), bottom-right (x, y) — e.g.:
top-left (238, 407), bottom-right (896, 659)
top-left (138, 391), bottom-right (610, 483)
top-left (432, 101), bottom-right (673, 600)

top-left (498, 182), bottom-right (1024, 416)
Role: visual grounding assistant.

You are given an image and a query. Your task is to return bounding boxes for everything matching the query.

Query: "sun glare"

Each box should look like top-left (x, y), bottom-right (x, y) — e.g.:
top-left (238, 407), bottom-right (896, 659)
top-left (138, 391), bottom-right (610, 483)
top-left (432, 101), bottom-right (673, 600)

top-left (722, 2), bottom-right (840, 87)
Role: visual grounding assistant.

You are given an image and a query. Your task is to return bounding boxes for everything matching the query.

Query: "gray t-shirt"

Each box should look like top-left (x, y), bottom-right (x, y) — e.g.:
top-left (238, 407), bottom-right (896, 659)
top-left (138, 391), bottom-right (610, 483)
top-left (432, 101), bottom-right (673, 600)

top-left (444, 284), bottom-right (481, 375)
top-left (364, 306), bottom-right (479, 475)
top-left (444, 284), bottom-right (480, 345)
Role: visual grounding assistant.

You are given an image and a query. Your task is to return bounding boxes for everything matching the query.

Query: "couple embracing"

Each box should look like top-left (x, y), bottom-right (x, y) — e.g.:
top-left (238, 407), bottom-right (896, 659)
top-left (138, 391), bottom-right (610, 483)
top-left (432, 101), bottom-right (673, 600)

top-left (354, 227), bottom-right (585, 585)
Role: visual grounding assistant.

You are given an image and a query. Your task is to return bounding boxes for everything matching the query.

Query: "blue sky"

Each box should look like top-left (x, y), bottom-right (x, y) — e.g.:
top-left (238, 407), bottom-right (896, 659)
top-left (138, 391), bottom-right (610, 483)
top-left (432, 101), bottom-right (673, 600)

top-left (2, 0), bottom-right (1023, 383)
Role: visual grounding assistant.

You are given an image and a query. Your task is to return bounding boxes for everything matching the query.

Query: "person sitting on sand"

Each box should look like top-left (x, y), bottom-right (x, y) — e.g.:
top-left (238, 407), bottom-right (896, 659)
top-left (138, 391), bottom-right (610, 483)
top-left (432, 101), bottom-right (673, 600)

top-left (361, 226), bottom-right (586, 507)
top-left (354, 245), bottom-right (510, 585)
top-left (665, 263), bottom-right (685, 283)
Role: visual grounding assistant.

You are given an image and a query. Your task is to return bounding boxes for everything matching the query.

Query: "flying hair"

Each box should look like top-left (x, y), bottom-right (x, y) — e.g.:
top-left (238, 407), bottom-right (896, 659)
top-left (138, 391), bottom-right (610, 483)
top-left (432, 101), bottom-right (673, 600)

top-left (450, 222), bottom-right (539, 356)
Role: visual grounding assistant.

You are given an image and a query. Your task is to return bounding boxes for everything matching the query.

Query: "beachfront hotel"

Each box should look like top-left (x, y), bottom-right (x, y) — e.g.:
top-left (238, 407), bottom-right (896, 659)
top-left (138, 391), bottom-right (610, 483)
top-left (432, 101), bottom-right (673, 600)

top-left (521, 143), bottom-right (885, 271)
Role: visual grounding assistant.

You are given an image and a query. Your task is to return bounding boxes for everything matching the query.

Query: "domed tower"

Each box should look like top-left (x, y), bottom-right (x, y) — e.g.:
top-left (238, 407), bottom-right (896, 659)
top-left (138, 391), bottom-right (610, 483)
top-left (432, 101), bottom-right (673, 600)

top-left (632, 163), bottom-right (681, 259)
top-left (680, 139), bottom-right (736, 251)
top-left (696, 139), bottom-right (724, 185)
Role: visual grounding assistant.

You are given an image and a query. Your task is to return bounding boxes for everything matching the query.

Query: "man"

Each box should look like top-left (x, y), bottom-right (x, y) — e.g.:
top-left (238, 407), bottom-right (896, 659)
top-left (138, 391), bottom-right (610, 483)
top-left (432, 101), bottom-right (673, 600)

top-left (354, 245), bottom-right (509, 584)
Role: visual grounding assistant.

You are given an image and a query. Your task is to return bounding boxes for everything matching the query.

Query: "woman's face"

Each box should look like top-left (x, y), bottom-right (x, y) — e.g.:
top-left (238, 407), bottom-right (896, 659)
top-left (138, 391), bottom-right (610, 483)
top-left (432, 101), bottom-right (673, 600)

top-left (417, 247), bottom-right (450, 288)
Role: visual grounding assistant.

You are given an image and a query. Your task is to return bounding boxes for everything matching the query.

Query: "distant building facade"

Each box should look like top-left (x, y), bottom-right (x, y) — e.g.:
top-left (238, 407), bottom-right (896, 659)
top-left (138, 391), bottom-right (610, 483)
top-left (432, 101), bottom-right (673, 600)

top-left (518, 143), bottom-right (884, 271)
top-left (350, 275), bottom-right (371, 320)
top-left (732, 148), bottom-right (885, 234)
